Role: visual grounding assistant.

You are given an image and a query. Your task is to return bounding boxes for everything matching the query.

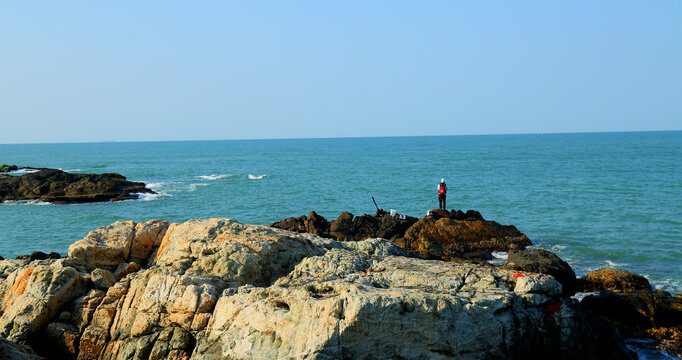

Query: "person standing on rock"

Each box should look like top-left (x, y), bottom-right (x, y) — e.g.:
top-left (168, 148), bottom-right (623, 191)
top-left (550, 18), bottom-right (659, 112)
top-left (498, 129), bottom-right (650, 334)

top-left (437, 178), bottom-right (448, 210)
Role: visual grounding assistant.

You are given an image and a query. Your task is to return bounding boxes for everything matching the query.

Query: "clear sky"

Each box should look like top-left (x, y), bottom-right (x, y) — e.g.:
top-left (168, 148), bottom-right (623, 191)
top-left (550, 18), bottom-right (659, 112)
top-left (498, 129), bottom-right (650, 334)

top-left (1, 1), bottom-right (681, 144)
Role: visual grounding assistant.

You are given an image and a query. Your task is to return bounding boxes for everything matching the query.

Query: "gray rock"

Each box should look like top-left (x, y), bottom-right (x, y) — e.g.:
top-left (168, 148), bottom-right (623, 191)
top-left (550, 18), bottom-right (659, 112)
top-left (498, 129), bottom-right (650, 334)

top-left (90, 268), bottom-right (115, 289)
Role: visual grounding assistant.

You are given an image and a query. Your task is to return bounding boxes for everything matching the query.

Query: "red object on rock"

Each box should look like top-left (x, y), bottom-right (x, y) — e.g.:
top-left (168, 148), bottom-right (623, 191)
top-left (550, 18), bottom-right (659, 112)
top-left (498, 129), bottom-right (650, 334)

top-left (513, 273), bottom-right (524, 278)
top-left (543, 301), bottom-right (563, 317)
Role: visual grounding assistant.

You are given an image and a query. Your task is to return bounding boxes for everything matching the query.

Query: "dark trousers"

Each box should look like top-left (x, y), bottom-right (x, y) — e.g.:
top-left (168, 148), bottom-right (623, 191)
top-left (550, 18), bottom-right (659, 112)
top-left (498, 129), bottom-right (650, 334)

top-left (438, 194), bottom-right (446, 210)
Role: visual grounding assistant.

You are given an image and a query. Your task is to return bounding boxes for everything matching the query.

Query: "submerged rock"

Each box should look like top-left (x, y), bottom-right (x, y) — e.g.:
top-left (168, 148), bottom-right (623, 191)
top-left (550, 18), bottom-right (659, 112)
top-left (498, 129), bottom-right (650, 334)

top-left (0, 168), bottom-right (154, 204)
top-left (0, 219), bottom-right (636, 359)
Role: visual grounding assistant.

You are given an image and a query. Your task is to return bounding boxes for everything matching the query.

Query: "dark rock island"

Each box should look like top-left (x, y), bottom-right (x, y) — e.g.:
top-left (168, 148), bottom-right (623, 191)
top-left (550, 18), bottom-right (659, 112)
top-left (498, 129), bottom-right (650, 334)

top-left (0, 168), bottom-right (154, 204)
top-left (270, 208), bottom-right (532, 261)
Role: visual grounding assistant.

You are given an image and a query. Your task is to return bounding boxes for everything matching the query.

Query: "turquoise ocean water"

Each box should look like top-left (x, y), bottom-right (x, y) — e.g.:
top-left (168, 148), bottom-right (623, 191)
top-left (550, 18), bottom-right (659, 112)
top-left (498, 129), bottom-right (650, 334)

top-left (1, 131), bottom-right (681, 294)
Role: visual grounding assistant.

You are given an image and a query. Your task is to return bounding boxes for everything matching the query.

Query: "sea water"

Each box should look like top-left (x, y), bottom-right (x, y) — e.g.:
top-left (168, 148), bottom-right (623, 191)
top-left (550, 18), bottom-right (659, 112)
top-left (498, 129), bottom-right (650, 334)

top-left (1, 132), bottom-right (680, 295)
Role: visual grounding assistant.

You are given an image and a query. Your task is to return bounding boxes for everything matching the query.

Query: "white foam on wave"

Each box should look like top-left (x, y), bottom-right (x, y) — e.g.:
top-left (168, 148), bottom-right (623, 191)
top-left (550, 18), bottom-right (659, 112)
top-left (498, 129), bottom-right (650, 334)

top-left (248, 174), bottom-right (268, 180)
top-left (8, 168), bottom-right (40, 174)
top-left (603, 259), bottom-right (626, 268)
top-left (195, 174), bottom-right (236, 180)
top-left (488, 251), bottom-right (508, 265)
top-left (189, 183), bottom-right (210, 191)
top-left (650, 278), bottom-right (682, 294)
top-left (572, 291), bottom-right (600, 302)
top-left (133, 191), bottom-right (172, 201)
top-left (61, 168), bottom-right (83, 172)
top-left (146, 182), bottom-right (167, 189)
top-left (1, 199), bottom-right (52, 206)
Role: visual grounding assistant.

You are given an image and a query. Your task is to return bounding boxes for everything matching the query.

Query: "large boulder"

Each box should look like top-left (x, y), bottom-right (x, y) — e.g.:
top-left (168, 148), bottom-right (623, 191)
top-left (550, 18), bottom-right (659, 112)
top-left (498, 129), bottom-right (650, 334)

top-left (0, 262), bottom-right (88, 343)
top-left (195, 249), bottom-right (631, 360)
top-left (576, 268), bottom-right (652, 293)
top-left (577, 268), bottom-right (682, 354)
top-left (0, 169), bottom-right (154, 204)
top-left (400, 213), bottom-right (532, 260)
top-left (328, 212), bottom-right (419, 242)
top-left (68, 220), bottom-right (168, 271)
top-left (507, 248), bottom-right (577, 296)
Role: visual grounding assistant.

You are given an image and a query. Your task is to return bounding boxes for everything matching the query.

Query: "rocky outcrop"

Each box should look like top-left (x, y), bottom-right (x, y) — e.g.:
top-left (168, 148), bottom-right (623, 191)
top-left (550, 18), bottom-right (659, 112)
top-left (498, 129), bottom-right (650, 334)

top-left (577, 268), bottom-right (682, 357)
top-left (398, 210), bottom-right (532, 261)
top-left (270, 209), bottom-right (531, 260)
top-left (506, 248), bottom-right (576, 296)
top-left (577, 268), bottom-right (652, 293)
top-left (0, 169), bottom-right (154, 204)
top-left (0, 164), bottom-right (19, 173)
top-left (270, 211), bottom-right (420, 243)
top-left (0, 218), bottom-right (637, 359)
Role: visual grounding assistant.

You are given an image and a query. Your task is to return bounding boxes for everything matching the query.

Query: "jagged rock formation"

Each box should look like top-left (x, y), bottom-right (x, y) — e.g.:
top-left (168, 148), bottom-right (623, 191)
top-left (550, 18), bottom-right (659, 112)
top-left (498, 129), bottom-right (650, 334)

top-left (0, 219), bottom-right (635, 359)
top-left (577, 268), bottom-right (682, 357)
top-left (270, 209), bottom-right (531, 260)
top-left (506, 248), bottom-right (577, 296)
top-left (270, 211), bottom-right (420, 243)
top-left (0, 169), bottom-right (154, 204)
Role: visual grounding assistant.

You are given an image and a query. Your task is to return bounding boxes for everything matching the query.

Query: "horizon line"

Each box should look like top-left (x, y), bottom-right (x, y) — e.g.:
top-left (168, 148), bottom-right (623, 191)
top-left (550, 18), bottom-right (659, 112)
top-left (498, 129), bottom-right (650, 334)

top-left (1, 129), bottom-right (680, 146)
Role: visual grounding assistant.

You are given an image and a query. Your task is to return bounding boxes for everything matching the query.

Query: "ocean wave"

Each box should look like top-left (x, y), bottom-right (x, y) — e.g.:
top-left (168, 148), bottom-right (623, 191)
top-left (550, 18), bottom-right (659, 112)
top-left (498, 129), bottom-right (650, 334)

top-left (571, 291), bottom-right (599, 302)
top-left (60, 168), bottom-right (83, 172)
top-left (531, 243), bottom-right (567, 252)
top-left (625, 338), bottom-right (678, 360)
top-left (487, 251), bottom-right (508, 265)
top-left (195, 174), bottom-right (236, 180)
top-left (146, 182), bottom-right (167, 189)
top-left (603, 259), bottom-right (626, 268)
top-left (248, 174), bottom-right (268, 180)
top-left (189, 183), bottom-right (210, 191)
top-left (8, 168), bottom-right (40, 175)
top-left (133, 191), bottom-right (172, 201)
top-left (1, 199), bottom-right (52, 206)
top-left (650, 278), bottom-right (682, 294)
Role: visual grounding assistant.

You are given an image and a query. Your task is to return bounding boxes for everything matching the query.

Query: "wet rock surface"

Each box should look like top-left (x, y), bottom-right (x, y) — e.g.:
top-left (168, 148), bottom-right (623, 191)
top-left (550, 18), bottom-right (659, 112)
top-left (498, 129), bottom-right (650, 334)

top-left (0, 168), bottom-right (154, 204)
top-left (0, 218), bottom-right (637, 359)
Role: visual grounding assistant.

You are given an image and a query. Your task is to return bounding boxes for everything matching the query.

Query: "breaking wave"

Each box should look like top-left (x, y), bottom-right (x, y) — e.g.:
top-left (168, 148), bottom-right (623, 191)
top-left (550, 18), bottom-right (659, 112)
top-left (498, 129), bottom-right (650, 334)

top-left (603, 259), bottom-right (627, 268)
top-left (134, 191), bottom-right (171, 201)
top-left (248, 174), bottom-right (268, 180)
top-left (195, 174), bottom-right (236, 180)
top-left (488, 251), bottom-right (508, 266)
top-left (8, 168), bottom-right (40, 175)
top-left (146, 182), bottom-right (167, 189)
top-left (189, 183), bottom-right (210, 191)
top-left (1, 199), bottom-right (52, 206)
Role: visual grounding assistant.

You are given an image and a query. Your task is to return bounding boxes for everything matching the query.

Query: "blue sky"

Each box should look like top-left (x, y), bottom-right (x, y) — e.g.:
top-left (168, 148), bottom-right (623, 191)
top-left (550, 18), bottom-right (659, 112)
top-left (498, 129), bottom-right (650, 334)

top-left (1, 1), bottom-right (680, 144)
